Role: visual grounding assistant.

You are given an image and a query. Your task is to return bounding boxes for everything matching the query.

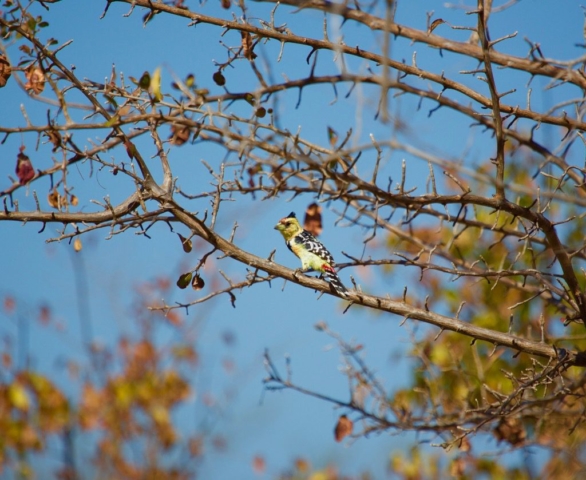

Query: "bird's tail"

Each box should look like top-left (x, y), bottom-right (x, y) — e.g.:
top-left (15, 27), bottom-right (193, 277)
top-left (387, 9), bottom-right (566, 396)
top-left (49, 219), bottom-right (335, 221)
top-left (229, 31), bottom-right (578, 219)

top-left (323, 270), bottom-right (349, 298)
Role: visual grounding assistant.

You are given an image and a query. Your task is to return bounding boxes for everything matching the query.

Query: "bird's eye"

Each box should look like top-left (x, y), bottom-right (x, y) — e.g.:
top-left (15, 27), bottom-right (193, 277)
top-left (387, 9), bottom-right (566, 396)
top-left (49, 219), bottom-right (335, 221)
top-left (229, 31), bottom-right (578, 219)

top-left (286, 222), bottom-right (291, 226)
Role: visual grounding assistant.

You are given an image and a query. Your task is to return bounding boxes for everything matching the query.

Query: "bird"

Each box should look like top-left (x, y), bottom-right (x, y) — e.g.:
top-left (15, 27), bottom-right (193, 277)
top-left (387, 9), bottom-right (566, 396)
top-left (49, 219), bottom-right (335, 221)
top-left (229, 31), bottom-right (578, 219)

top-left (274, 212), bottom-right (349, 298)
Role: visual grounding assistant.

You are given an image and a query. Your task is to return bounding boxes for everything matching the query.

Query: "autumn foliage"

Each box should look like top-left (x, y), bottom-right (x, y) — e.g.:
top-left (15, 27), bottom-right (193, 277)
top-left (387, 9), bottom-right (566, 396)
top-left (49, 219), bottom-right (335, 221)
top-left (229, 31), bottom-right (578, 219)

top-left (3, 0), bottom-right (586, 478)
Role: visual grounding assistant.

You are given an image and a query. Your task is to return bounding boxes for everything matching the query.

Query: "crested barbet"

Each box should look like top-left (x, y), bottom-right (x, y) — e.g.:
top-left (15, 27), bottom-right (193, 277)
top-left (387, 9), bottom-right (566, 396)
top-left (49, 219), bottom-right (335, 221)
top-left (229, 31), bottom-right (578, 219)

top-left (274, 212), bottom-right (349, 298)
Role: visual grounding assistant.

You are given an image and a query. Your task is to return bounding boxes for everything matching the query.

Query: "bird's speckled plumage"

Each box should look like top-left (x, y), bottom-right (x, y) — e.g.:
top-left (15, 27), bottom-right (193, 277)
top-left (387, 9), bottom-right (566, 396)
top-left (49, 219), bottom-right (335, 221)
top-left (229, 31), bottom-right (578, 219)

top-left (274, 212), bottom-right (348, 297)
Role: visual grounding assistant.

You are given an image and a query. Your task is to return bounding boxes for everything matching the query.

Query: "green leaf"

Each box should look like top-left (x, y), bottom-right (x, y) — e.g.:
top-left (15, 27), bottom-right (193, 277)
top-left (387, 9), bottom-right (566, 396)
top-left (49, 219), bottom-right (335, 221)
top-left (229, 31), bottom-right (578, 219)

top-left (176, 272), bottom-right (193, 289)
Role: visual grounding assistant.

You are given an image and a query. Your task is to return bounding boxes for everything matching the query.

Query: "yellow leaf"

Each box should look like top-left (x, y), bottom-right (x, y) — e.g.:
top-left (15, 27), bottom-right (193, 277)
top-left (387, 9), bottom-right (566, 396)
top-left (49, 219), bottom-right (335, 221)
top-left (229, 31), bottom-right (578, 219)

top-left (8, 383), bottom-right (30, 411)
top-left (151, 67), bottom-right (162, 102)
top-left (151, 404), bottom-right (170, 425)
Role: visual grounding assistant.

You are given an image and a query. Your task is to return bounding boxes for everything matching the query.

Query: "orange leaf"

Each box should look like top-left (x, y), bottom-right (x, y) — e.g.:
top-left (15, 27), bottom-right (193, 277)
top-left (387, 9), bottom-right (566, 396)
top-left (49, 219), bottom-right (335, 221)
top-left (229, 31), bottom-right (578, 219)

top-left (303, 202), bottom-right (323, 237)
top-left (334, 414), bottom-right (353, 442)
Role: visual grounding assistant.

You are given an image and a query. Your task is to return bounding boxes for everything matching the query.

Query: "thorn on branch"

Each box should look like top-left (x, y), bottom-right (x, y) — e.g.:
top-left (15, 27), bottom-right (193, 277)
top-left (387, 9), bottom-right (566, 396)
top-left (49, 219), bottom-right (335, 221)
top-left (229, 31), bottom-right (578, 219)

top-left (456, 301), bottom-right (466, 319)
top-left (434, 328), bottom-right (444, 341)
top-left (228, 291), bottom-right (236, 308)
top-left (342, 302), bottom-right (354, 314)
top-left (306, 47), bottom-right (317, 65)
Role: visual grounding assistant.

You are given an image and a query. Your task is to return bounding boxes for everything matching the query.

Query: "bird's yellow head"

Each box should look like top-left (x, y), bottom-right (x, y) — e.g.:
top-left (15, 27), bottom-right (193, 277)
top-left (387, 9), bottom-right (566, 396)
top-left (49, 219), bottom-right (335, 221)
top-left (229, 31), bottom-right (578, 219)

top-left (274, 212), bottom-right (302, 240)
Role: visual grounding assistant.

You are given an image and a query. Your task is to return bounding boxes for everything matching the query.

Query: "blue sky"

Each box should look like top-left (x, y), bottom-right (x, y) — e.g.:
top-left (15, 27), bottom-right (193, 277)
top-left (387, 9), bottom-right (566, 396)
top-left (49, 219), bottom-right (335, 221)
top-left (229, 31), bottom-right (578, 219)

top-left (1, 0), bottom-right (583, 477)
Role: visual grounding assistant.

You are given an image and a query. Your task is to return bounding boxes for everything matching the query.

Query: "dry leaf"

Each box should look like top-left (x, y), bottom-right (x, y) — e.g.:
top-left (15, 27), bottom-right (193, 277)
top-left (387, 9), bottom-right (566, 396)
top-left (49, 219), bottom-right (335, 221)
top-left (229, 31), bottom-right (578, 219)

top-left (45, 130), bottom-right (62, 152)
top-left (47, 189), bottom-right (67, 209)
top-left (303, 202), bottom-right (322, 237)
top-left (241, 31), bottom-right (257, 60)
top-left (450, 457), bottom-right (466, 477)
top-left (188, 437), bottom-right (204, 457)
top-left (24, 65), bottom-right (45, 94)
top-left (4, 296), bottom-right (16, 313)
top-left (213, 70), bottom-right (226, 86)
top-left (458, 435), bottom-right (471, 452)
top-left (191, 274), bottom-right (205, 290)
top-left (16, 151), bottom-right (34, 185)
top-left (39, 304), bottom-right (51, 325)
top-left (47, 189), bottom-right (60, 208)
top-left (334, 414), bottom-right (353, 442)
top-left (166, 310), bottom-right (182, 326)
top-left (493, 417), bottom-right (526, 446)
top-left (252, 455), bottom-right (265, 474)
top-left (428, 18), bottom-right (445, 34)
top-left (295, 458), bottom-right (310, 474)
top-left (177, 233), bottom-right (193, 252)
top-left (169, 124), bottom-right (191, 146)
top-left (73, 238), bottom-right (82, 252)
top-left (0, 54), bottom-right (11, 88)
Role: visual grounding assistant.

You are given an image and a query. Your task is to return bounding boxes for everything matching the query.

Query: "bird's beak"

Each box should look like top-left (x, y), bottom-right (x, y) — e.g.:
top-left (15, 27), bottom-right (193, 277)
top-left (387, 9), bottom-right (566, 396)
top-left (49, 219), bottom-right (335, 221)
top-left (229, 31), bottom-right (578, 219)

top-left (273, 224), bottom-right (279, 230)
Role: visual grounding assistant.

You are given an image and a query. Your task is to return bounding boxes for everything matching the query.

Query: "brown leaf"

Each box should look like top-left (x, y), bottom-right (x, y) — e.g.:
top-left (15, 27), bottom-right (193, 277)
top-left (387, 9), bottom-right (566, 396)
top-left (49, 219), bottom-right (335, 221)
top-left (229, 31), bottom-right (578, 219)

top-left (295, 458), bottom-right (310, 474)
top-left (24, 64), bottom-right (45, 94)
top-left (47, 189), bottom-right (60, 209)
top-left (450, 457), bottom-right (466, 477)
top-left (16, 151), bottom-right (35, 185)
top-left (165, 310), bottom-right (182, 326)
top-left (458, 435), bottom-right (471, 452)
top-left (177, 233), bottom-right (193, 252)
top-left (4, 296), bottom-right (16, 313)
top-left (493, 417), bottom-right (526, 446)
top-left (191, 274), bottom-right (205, 290)
top-left (172, 345), bottom-right (199, 365)
top-left (303, 202), bottom-right (322, 237)
top-left (212, 70), bottom-right (226, 86)
top-left (47, 189), bottom-right (68, 209)
top-left (169, 124), bottom-right (191, 146)
top-left (271, 165), bottom-right (284, 184)
top-left (45, 130), bottom-right (62, 152)
top-left (39, 304), bottom-right (51, 325)
top-left (220, 0), bottom-right (231, 8)
top-left (334, 414), bottom-right (353, 442)
top-left (2, 352), bottom-right (11, 369)
top-left (252, 455), bottom-right (266, 474)
top-left (241, 31), bottom-right (257, 60)
top-left (188, 437), bottom-right (204, 457)
top-left (0, 54), bottom-right (11, 88)
top-left (428, 18), bottom-right (445, 34)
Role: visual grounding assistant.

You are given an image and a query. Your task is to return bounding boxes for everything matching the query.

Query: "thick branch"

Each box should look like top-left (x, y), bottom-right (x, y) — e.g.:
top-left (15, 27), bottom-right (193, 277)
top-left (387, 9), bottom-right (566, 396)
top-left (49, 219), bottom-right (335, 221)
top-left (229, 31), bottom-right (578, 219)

top-left (167, 202), bottom-right (580, 364)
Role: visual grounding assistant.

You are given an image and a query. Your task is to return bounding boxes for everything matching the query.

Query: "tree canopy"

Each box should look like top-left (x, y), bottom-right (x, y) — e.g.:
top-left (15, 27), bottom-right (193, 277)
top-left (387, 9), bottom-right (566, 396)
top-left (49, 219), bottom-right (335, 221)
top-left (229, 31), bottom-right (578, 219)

top-left (2, 0), bottom-right (586, 478)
